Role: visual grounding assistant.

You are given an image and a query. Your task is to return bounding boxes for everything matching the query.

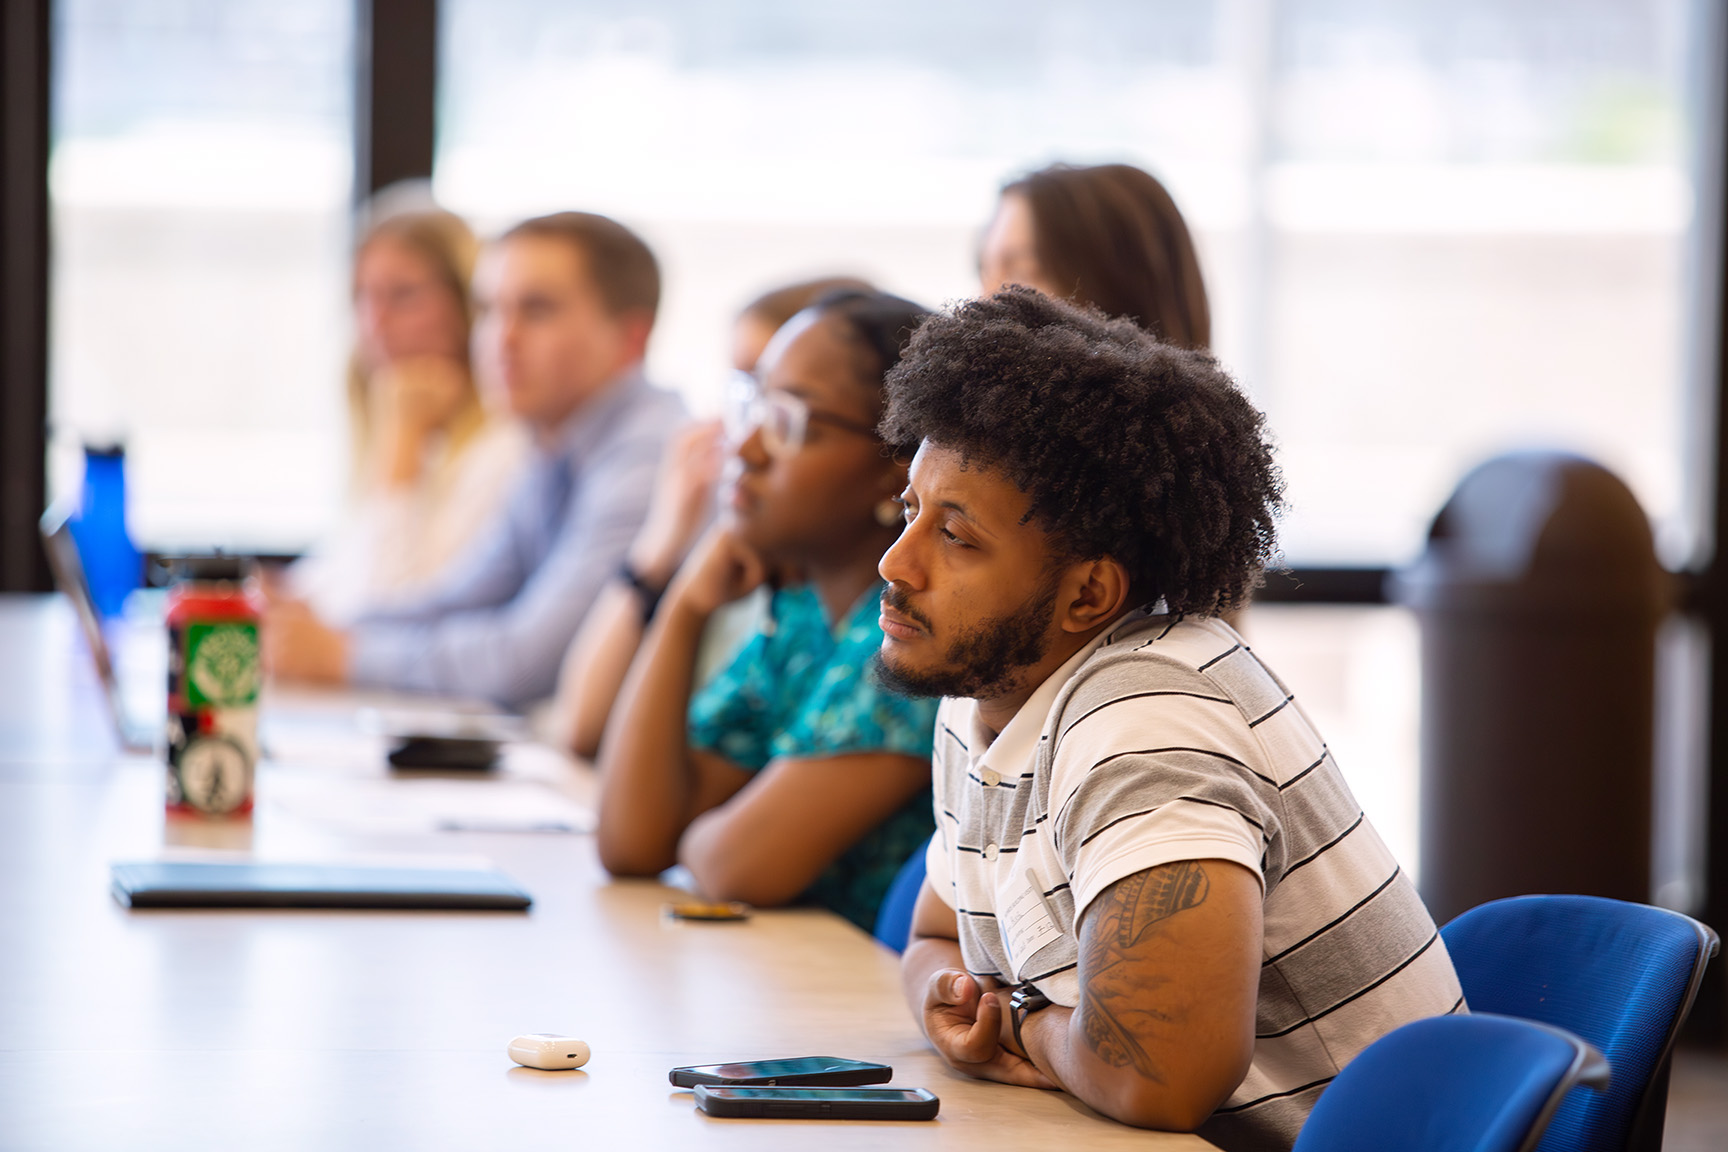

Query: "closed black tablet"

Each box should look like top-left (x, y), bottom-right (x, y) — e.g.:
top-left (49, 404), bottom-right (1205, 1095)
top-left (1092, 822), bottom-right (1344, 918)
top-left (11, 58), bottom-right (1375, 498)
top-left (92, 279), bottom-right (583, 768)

top-left (110, 860), bottom-right (532, 910)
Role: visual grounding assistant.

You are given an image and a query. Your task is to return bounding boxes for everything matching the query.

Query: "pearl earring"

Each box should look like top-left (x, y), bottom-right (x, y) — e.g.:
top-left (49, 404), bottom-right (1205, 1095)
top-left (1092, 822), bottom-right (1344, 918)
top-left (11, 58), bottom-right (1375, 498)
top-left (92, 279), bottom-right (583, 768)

top-left (875, 499), bottom-right (902, 528)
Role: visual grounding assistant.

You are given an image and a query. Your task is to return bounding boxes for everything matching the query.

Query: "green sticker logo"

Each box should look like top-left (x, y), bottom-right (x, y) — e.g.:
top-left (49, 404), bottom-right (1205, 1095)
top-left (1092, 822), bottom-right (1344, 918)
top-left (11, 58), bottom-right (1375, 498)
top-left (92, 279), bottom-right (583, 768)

top-left (186, 622), bottom-right (260, 707)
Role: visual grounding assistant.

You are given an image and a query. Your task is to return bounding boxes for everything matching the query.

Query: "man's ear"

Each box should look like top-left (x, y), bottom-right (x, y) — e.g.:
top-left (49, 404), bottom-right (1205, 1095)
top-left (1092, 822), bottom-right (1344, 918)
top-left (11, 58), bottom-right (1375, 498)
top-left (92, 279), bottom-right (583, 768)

top-left (617, 310), bottom-right (654, 364)
top-left (1059, 557), bottom-right (1131, 634)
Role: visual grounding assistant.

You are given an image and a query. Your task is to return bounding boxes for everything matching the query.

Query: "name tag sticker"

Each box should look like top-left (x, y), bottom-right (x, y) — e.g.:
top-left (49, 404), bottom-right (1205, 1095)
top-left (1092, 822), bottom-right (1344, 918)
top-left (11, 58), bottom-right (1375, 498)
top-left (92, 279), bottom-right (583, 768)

top-left (1001, 883), bottom-right (1063, 977)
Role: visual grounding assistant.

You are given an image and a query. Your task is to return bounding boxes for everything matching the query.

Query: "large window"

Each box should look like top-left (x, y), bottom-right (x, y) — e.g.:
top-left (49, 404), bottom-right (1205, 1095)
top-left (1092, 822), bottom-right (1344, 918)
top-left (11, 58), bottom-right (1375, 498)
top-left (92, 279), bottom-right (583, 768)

top-left (438, 0), bottom-right (1702, 568)
top-left (434, 0), bottom-right (1249, 423)
top-left (50, 0), bottom-right (354, 554)
top-left (1263, 0), bottom-right (1696, 566)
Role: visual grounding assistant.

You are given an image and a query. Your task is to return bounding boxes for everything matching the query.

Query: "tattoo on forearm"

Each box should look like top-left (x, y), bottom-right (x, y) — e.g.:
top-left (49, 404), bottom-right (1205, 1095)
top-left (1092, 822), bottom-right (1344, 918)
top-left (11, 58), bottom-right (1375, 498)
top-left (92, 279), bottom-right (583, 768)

top-left (1077, 862), bottom-right (1211, 1079)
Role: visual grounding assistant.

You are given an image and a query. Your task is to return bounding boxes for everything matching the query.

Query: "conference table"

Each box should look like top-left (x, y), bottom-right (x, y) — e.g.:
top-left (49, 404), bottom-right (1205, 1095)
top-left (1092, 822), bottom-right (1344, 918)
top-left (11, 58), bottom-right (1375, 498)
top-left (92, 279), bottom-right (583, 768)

top-left (0, 595), bottom-right (1212, 1151)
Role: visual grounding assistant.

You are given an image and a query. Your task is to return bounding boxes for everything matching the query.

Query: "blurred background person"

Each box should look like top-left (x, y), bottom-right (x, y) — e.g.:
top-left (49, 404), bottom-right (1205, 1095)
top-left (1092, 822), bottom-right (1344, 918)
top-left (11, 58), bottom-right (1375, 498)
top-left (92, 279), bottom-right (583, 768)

top-left (979, 161), bottom-right (1210, 350)
top-left (289, 192), bottom-right (527, 625)
top-left (550, 274), bottom-right (876, 758)
top-left (266, 211), bottom-right (686, 708)
top-left (596, 290), bottom-right (935, 932)
top-left (978, 161), bottom-right (1242, 627)
top-left (729, 274), bottom-right (874, 373)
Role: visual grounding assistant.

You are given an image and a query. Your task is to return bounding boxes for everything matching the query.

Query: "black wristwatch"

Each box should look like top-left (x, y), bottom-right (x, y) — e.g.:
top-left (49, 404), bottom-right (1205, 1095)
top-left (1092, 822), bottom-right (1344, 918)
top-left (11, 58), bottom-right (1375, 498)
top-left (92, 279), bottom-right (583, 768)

top-left (1009, 985), bottom-right (1053, 1057)
top-left (618, 561), bottom-right (667, 623)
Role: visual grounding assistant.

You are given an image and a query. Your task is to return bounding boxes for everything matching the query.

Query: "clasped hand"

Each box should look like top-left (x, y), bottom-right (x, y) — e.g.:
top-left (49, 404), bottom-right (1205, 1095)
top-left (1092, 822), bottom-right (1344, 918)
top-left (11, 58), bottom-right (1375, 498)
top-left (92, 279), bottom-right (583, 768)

top-left (922, 968), bottom-right (1057, 1090)
top-left (374, 356), bottom-right (468, 439)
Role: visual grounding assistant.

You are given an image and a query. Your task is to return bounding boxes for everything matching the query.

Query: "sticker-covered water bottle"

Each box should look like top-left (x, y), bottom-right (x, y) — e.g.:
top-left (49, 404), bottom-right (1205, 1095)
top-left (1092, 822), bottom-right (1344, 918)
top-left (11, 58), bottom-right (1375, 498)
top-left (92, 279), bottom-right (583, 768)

top-left (165, 557), bottom-right (261, 817)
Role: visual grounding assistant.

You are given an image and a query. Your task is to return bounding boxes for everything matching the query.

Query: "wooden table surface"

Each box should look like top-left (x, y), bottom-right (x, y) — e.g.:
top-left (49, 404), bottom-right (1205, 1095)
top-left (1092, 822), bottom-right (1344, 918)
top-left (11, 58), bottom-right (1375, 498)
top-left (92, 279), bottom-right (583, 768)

top-left (0, 594), bottom-right (1212, 1151)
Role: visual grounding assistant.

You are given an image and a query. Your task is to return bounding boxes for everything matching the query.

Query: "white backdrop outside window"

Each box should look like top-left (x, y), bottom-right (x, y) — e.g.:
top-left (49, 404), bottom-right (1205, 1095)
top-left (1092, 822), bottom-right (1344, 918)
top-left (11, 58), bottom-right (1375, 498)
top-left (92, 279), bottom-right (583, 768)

top-left (437, 0), bottom-right (1701, 568)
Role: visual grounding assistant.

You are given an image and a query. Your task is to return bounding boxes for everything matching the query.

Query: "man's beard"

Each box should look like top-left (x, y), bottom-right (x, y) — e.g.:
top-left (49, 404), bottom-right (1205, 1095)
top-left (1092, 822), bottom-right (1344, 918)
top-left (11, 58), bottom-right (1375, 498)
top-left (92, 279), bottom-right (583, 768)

top-left (873, 574), bottom-right (1061, 701)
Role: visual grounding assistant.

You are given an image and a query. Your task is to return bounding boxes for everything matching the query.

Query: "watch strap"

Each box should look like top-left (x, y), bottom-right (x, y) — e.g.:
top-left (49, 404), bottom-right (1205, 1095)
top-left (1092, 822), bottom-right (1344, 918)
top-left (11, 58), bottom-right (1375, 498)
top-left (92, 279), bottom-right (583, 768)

top-left (618, 562), bottom-right (667, 623)
top-left (1009, 985), bottom-right (1053, 1057)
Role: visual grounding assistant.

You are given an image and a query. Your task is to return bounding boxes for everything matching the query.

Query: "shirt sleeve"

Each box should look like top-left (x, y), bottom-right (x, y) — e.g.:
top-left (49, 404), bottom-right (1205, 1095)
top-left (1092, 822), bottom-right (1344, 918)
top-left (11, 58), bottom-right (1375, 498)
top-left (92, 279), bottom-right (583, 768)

top-left (1061, 767), bottom-right (1271, 920)
top-left (347, 395), bottom-right (679, 708)
top-left (1048, 668), bottom-right (1278, 921)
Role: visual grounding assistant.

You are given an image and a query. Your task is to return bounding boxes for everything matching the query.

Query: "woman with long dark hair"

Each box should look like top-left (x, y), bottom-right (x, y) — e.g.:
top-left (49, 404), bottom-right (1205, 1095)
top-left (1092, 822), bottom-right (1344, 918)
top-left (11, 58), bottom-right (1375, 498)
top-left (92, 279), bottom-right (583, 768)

top-left (980, 162), bottom-right (1210, 349)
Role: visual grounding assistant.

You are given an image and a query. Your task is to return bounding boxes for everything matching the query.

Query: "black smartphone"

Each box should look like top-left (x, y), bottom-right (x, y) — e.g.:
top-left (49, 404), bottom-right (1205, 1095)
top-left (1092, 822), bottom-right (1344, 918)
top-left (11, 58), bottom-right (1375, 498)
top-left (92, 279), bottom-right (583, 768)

top-left (386, 735), bottom-right (500, 771)
top-left (694, 1085), bottom-right (939, 1121)
top-left (669, 1056), bottom-right (892, 1088)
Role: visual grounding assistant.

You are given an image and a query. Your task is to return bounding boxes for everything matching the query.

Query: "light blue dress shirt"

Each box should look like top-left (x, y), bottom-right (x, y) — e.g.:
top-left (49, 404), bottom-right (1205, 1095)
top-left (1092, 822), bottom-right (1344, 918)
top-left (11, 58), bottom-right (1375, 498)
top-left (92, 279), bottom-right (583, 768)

top-left (347, 369), bottom-right (686, 708)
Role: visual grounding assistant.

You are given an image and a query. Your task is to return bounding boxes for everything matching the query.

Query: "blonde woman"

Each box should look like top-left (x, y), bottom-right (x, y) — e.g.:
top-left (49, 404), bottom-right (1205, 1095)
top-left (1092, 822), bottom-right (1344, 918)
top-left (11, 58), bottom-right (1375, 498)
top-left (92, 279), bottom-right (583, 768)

top-left (292, 201), bottom-right (526, 623)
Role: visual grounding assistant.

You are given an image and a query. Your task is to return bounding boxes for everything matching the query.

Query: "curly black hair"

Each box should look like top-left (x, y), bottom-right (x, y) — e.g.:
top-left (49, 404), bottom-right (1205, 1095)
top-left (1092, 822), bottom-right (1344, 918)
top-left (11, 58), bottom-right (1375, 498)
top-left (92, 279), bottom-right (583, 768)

top-left (880, 287), bottom-right (1284, 617)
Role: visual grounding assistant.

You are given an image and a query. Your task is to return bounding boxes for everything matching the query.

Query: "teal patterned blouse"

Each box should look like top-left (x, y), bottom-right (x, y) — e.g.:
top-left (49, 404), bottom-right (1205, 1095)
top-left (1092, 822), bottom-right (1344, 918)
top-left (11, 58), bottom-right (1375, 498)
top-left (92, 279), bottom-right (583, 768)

top-left (687, 580), bottom-right (937, 932)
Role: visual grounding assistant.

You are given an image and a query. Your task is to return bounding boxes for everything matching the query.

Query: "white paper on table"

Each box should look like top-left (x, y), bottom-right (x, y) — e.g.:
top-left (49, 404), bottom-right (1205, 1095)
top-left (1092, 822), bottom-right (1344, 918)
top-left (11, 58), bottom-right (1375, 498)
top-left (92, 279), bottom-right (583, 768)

top-left (266, 774), bottom-right (594, 835)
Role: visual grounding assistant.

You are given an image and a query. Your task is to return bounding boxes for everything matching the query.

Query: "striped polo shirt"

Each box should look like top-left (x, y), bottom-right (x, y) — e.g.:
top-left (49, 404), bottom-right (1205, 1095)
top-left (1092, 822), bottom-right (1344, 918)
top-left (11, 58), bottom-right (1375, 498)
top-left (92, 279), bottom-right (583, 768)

top-left (925, 610), bottom-right (1464, 1152)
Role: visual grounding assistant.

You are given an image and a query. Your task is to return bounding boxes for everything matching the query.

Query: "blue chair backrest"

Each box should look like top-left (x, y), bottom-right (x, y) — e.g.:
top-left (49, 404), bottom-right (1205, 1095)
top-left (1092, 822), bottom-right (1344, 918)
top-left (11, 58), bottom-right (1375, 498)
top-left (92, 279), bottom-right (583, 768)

top-left (1292, 1013), bottom-right (1608, 1152)
top-left (1441, 894), bottom-right (1718, 1152)
top-left (873, 836), bottom-right (929, 953)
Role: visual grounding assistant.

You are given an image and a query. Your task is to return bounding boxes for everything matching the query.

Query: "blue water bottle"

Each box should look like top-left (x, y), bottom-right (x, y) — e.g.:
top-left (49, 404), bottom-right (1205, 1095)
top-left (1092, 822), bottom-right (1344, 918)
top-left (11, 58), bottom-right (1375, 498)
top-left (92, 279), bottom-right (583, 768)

top-left (69, 443), bottom-right (143, 617)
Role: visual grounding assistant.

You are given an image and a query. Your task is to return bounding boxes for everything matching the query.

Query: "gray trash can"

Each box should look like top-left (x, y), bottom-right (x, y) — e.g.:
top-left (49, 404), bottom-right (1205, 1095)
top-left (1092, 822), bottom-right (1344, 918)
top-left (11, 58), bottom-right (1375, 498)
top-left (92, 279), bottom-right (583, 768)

top-left (1393, 452), bottom-right (1669, 925)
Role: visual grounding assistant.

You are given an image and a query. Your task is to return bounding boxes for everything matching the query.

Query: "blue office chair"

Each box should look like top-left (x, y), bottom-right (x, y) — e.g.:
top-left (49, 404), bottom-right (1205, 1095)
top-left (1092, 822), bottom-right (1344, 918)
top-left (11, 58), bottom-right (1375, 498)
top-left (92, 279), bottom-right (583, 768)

top-left (1292, 1013), bottom-right (1609, 1152)
top-left (1441, 894), bottom-right (1719, 1152)
top-left (873, 837), bottom-right (930, 953)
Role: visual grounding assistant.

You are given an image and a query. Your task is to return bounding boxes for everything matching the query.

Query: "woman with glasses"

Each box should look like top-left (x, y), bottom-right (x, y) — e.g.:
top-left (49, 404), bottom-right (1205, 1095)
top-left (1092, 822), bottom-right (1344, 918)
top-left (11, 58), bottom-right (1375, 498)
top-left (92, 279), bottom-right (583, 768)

top-left (595, 290), bottom-right (936, 932)
top-left (549, 276), bottom-right (875, 758)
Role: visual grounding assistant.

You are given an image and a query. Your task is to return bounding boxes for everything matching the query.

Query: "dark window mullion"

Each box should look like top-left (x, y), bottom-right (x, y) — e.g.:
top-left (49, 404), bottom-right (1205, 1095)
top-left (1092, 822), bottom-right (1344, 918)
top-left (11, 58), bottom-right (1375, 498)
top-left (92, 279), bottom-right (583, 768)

top-left (354, 0), bottom-right (439, 203)
top-left (0, 0), bottom-right (51, 593)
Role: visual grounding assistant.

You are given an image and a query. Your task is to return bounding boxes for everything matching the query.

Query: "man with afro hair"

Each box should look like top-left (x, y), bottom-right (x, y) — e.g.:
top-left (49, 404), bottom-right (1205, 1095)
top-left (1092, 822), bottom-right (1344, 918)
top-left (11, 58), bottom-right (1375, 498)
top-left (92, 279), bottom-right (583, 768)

top-left (878, 289), bottom-right (1460, 1152)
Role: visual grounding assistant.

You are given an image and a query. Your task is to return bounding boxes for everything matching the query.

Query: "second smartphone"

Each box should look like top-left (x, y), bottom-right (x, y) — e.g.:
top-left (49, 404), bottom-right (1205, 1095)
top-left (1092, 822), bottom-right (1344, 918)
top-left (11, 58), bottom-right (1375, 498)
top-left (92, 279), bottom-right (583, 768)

top-left (694, 1086), bottom-right (940, 1121)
